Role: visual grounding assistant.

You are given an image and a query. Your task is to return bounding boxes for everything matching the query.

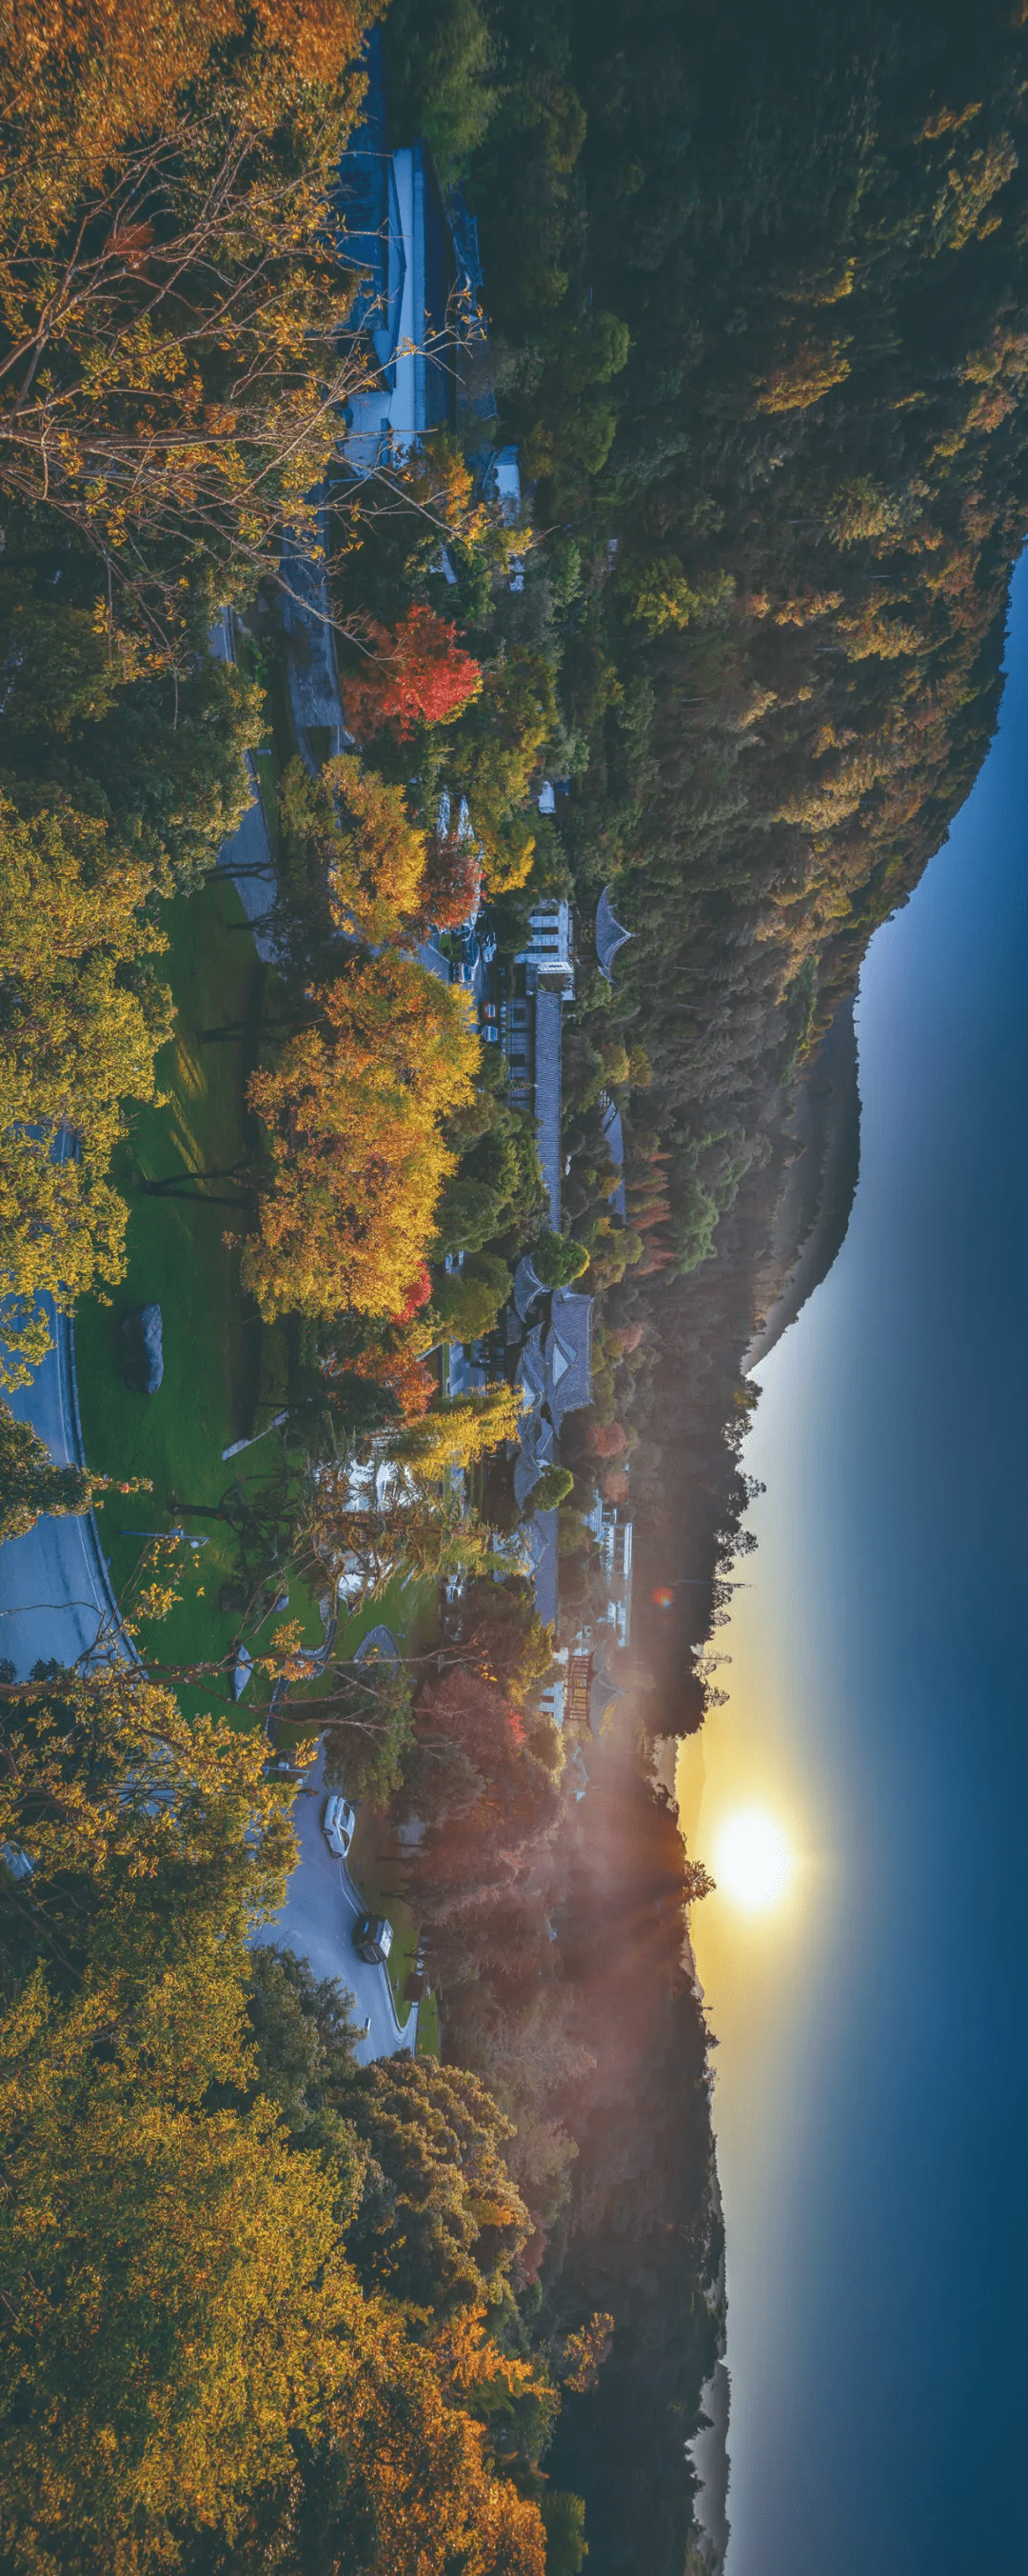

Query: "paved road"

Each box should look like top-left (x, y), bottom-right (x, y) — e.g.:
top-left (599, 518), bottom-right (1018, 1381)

top-left (0, 1298), bottom-right (128, 1680)
top-left (253, 1749), bottom-right (418, 2066)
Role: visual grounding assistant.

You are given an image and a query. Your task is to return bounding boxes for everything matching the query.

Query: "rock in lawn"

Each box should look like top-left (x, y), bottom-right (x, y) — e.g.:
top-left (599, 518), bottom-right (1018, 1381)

top-left (121, 1303), bottom-right (164, 1395)
top-left (230, 1646), bottom-right (253, 1703)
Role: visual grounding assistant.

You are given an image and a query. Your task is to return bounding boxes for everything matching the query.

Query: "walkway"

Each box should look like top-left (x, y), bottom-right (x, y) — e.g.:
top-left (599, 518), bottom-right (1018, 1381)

top-left (209, 608), bottom-right (279, 958)
top-left (252, 1747), bottom-right (417, 2065)
top-left (0, 1305), bottom-right (128, 1678)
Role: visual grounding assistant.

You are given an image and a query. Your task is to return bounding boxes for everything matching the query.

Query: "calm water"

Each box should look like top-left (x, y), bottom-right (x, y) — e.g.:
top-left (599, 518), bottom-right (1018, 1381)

top-left (686, 552), bottom-right (1028, 2574)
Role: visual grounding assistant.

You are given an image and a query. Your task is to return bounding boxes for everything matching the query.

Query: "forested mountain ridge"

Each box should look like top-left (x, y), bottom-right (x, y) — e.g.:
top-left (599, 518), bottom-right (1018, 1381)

top-left (436, 0), bottom-right (1028, 1705)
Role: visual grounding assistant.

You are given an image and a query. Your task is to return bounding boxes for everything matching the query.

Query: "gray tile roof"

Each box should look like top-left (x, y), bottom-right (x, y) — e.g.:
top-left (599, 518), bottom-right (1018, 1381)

top-left (512, 1253), bottom-right (545, 1321)
top-left (524, 1508), bottom-right (559, 1627)
top-left (515, 1325), bottom-right (546, 1408)
top-left (545, 1289), bottom-right (592, 1430)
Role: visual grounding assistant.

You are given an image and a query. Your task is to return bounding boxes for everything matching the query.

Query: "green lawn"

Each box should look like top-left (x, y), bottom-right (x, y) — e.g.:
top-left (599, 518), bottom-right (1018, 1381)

top-left (76, 870), bottom-right (325, 1711)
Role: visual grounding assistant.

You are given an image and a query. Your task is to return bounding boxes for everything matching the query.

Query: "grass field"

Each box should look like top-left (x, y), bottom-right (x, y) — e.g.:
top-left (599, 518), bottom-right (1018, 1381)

top-left (76, 869), bottom-right (326, 1710)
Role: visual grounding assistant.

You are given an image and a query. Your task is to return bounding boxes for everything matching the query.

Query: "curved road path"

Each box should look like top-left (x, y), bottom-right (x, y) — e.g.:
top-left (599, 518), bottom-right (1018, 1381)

top-left (253, 1748), bottom-right (417, 2066)
top-left (0, 1301), bottom-right (128, 1679)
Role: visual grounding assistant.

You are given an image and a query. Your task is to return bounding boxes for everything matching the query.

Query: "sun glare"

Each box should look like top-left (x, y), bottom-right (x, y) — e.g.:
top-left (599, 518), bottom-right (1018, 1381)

top-left (716, 1808), bottom-right (793, 1911)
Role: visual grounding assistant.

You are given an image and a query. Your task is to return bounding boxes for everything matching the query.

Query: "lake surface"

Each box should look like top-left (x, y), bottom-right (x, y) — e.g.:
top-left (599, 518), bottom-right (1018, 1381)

top-left (682, 551), bottom-right (1028, 2575)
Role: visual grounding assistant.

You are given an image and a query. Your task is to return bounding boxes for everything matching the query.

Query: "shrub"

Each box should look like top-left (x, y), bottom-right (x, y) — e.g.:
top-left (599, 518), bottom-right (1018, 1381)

top-left (532, 1229), bottom-right (590, 1289)
top-left (529, 1465), bottom-right (575, 1512)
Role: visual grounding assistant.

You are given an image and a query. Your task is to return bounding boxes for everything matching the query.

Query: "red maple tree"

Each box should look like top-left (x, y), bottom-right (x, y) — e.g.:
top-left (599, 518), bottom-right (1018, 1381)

top-left (345, 606), bottom-right (483, 741)
top-left (417, 830), bottom-right (484, 932)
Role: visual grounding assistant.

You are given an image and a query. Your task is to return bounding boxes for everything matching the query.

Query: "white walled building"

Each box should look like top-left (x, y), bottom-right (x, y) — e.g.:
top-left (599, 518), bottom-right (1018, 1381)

top-left (514, 898), bottom-right (574, 989)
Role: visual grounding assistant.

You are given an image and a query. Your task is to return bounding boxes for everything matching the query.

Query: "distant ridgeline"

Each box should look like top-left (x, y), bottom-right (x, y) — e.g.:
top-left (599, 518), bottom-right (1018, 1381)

top-left (447, 0), bottom-right (1028, 1721)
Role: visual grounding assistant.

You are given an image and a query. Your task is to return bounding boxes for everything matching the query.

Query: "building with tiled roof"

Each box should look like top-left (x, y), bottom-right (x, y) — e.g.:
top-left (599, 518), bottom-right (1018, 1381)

top-left (544, 1292), bottom-right (592, 1432)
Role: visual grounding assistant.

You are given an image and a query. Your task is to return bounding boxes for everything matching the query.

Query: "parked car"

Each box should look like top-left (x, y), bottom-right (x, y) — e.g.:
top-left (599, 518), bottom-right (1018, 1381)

top-left (323, 1795), bottom-right (356, 1860)
top-left (353, 1910), bottom-right (393, 1967)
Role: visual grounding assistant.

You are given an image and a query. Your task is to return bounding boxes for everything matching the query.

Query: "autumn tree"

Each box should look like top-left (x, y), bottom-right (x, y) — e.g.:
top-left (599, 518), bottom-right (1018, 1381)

top-left (0, 1400), bottom-right (118, 1544)
top-left (243, 953), bottom-right (481, 1325)
top-left (419, 826), bottom-right (484, 931)
top-left (0, 1668), bottom-right (329, 2559)
top-left (302, 1471), bottom-right (496, 1609)
top-left (272, 2298), bottom-right (548, 2576)
top-left (0, 784), bottom-right (176, 1387)
top-left (0, 1981), bottom-right (357, 2566)
top-left (292, 1393), bottom-right (523, 1617)
top-left (390, 1384), bottom-right (524, 1480)
top-left (0, 0), bottom-right (382, 648)
top-left (344, 605), bottom-right (484, 740)
top-left (0, 546), bottom-right (259, 1381)
top-left (279, 754), bottom-right (429, 945)
top-left (342, 1326), bottom-right (438, 1423)
top-left (415, 1667), bottom-right (527, 1775)
top-left (341, 2055), bottom-right (531, 2316)
top-left (442, 1574), bottom-right (555, 1703)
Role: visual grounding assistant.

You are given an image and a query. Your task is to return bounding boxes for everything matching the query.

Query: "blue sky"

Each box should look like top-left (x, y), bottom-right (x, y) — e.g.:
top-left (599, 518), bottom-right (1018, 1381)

top-left (684, 551), bottom-right (1028, 2574)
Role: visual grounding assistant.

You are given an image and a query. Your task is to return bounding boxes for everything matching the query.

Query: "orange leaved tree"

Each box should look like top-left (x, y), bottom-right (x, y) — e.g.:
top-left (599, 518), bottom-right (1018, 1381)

top-left (244, 952), bottom-right (479, 1324)
top-left (419, 828), bottom-right (484, 931)
top-left (345, 606), bottom-right (484, 740)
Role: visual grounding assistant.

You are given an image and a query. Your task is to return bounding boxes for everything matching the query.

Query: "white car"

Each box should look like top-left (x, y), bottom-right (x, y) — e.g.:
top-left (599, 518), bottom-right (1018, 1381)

top-left (323, 1795), bottom-right (356, 1860)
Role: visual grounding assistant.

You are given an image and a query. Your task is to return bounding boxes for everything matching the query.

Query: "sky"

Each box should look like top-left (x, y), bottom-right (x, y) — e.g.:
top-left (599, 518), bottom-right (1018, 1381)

top-left (680, 549), bottom-right (1028, 2576)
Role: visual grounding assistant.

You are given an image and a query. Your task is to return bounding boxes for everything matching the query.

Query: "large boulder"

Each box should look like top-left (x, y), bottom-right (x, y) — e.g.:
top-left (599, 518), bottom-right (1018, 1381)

top-left (120, 1303), bottom-right (164, 1395)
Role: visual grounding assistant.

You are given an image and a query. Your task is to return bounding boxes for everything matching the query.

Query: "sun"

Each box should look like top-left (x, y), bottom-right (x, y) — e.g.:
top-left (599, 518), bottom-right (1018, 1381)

top-left (715, 1808), bottom-right (792, 1911)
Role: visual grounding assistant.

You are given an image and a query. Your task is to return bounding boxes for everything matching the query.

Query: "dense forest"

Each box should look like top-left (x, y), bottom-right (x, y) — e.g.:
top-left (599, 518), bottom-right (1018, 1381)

top-left (3, 2), bottom-right (1028, 2572)
top-left (420, 0), bottom-right (1028, 1703)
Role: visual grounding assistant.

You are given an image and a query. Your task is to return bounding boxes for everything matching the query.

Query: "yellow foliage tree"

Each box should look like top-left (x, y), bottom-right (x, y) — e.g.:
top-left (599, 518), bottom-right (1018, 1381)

top-left (320, 2297), bottom-right (548, 2576)
top-left (245, 954), bottom-right (480, 1323)
top-left (757, 338), bottom-right (852, 412)
top-left (0, 1986), bottom-right (354, 2564)
top-left (279, 754), bottom-right (428, 942)
top-left (0, 788), bottom-right (173, 1388)
top-left (393, 1385), bottom-right (526, 1481)
top-left (623, 560), bottom-right (734, 638)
